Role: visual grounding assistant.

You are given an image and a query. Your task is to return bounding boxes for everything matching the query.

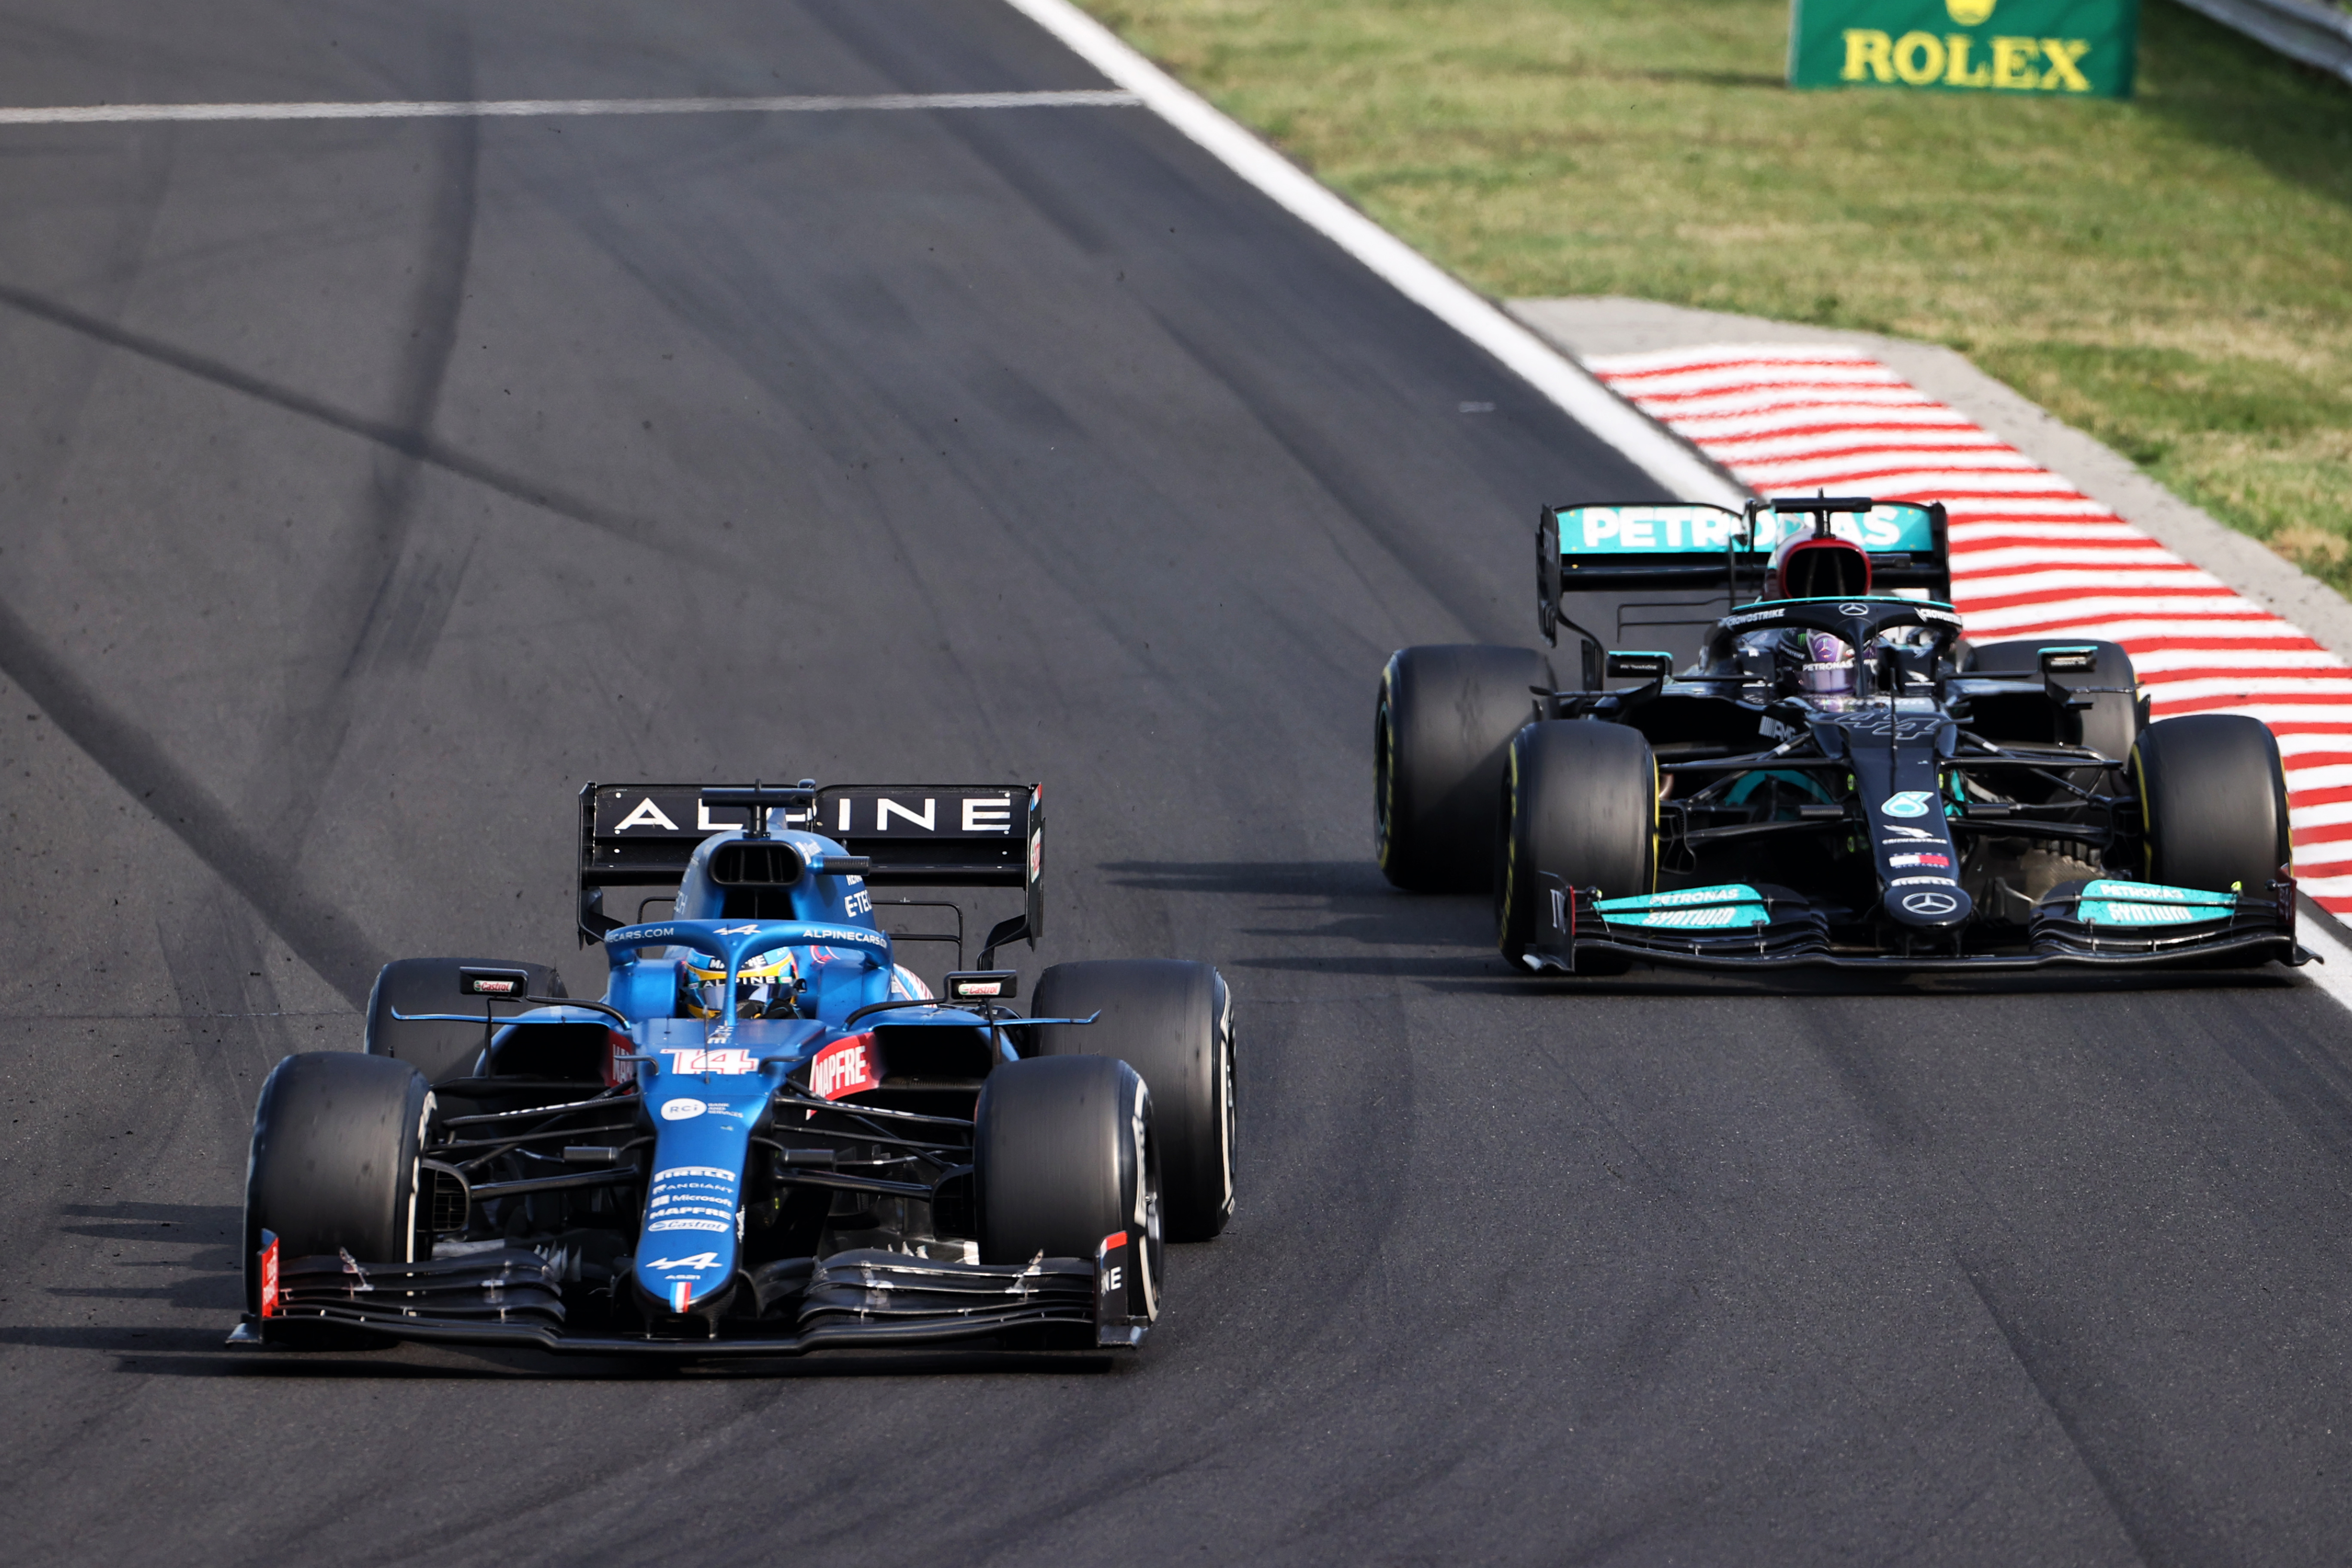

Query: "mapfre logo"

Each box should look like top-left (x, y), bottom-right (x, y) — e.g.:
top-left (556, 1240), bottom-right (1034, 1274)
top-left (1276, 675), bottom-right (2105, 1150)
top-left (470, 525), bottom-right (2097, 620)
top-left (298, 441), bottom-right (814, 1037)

top-left (810, 1033), bottom-right (880, 1100)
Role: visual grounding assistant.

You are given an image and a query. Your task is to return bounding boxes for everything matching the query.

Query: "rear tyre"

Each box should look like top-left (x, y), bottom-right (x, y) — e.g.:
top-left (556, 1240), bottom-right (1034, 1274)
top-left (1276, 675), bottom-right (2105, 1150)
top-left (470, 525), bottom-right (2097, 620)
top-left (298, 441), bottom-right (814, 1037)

top-left (1032, 959), bottom-right (1234, 1242)
top-left (244, 1051), bottom-right (433, 1318)
top-left (1377, 645), bottom-right (1550, 891)
top-left (976, 1057), bottom-right (1161, 1315)
top-left (364, 957), bottom-right (566, 1087)
top-left (1970, 639), bottom-right (2141, 767)
top-left (1497, 720), bottom-right (1657, 965)
top-left (2134, 714), bottom-right (2291, 893)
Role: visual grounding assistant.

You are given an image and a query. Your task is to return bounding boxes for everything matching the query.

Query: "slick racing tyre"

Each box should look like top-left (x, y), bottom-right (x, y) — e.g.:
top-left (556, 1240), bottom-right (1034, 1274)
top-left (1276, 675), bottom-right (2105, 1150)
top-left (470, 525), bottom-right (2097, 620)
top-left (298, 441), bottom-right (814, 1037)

top-left (364, 957), bottom-right (566, 1087)
top-left (1496, 720), bottom-right (1657, 965)
top-left (244, 1051), bottom-right (433, 1318)
top-left (1377, 644), bottom-right (1550, 892)
top-left (1969, 638), bottom-right (2142, 771)
top-left (2133, 714), bottom-right (2291, 895)
top-left (976, 1057), bottom-right (1162, 1309)
top-left (1032, 959), bottom-right (1234, 1242)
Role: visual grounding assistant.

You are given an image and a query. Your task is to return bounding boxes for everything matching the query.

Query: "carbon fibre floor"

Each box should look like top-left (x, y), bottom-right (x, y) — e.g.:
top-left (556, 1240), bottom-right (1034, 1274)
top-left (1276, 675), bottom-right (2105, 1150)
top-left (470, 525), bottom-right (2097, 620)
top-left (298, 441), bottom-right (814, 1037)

top-left (3, 3), bottom-right (2351, 1564)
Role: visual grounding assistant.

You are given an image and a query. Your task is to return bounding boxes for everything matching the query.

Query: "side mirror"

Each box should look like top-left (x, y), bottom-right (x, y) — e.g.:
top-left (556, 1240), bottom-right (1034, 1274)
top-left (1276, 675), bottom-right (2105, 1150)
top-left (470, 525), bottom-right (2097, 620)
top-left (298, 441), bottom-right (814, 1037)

top-left (1605, 651), bottom-right (1674, 683)
top-left (944, 971), bottom-right (1018, 1001)
top-left (458, 967), bottom-right (530, 999)
top-left (2038, 645), bottom-right (2099, 676)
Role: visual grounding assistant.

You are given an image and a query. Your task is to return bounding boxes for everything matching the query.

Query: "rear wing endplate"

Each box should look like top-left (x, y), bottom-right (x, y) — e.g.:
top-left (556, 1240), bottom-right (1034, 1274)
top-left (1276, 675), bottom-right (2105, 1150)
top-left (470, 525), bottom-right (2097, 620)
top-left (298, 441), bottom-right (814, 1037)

top-left (576, 782), bottom-right (1042, 955)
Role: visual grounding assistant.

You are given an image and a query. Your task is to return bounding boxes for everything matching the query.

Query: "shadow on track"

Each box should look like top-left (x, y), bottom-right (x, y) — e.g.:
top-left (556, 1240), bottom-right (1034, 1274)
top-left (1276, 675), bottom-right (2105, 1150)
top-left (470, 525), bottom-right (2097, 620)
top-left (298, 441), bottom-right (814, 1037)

top-left (70, 1341), bottom-right (1124, 1383)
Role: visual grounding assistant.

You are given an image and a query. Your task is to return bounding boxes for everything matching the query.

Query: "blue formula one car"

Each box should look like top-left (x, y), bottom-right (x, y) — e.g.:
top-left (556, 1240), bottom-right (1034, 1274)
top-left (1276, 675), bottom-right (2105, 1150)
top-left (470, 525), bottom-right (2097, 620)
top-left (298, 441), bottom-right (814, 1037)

top-left (1374, 496), bottom-right (2306, 974)
top-left (231, 780), bottom-right (1235, 1360)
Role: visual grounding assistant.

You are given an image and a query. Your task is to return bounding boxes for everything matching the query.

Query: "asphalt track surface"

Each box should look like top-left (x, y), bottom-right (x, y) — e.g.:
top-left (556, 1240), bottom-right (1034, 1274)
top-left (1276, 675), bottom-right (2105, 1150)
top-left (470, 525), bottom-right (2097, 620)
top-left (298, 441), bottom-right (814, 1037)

top-left (5, 3), bottom-right (2352, 1564)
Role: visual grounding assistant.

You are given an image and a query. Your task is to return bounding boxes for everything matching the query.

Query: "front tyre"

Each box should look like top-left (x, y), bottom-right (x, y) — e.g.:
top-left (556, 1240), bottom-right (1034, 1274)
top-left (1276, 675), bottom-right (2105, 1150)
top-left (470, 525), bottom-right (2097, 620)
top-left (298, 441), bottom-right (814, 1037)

top-left (1032, 959), bottom-right (1234, 1242)
top-left (1497, 720), bottom-right (1657, 965)
top-left (1377, 645), bottom-right (1551, 892)
top-left (2134, 714), bottom-right (2291, 893)
top-left (976, 1056), bottom-right (1162, 1319)
top-left (244, 1052), bottom-right (433, 1320)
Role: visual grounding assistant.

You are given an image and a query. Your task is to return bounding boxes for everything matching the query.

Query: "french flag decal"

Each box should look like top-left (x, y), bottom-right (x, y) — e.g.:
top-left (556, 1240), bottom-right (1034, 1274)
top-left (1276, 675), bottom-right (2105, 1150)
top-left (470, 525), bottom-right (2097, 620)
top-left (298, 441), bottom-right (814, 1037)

top-left (671, 1281), bottom-right (692, 1314)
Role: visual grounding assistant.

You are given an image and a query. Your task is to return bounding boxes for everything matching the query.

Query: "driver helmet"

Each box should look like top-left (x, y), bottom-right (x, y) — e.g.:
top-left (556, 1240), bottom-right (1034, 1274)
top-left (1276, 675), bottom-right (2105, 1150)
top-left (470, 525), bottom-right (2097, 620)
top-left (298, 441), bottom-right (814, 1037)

top-left (680, 946), bottom-right (803, 1020)
top-left (1795, 630), bottom-right (1856, 697)
top-left (1768, 530), bottom-right (1871, 600)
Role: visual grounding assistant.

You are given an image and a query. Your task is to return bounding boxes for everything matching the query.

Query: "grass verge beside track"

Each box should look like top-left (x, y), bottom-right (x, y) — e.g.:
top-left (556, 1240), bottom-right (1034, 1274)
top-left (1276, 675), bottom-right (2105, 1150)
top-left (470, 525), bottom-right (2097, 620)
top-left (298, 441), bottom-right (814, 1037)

top-left (1078, 0), bottom-right (2352, 587)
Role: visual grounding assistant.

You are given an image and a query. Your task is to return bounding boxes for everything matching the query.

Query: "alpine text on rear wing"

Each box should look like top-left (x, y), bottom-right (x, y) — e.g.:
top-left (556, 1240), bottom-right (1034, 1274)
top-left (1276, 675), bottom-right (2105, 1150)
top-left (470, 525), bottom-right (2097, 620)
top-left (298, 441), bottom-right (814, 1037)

top-left (576, 781), bottom-right (1043, 952)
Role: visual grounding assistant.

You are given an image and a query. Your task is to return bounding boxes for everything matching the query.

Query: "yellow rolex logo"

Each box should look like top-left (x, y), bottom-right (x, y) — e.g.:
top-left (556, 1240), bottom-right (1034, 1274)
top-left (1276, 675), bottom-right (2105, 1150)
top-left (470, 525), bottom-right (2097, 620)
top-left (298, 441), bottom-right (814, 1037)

top-left (1947, 0), bottom-right (1996, 23)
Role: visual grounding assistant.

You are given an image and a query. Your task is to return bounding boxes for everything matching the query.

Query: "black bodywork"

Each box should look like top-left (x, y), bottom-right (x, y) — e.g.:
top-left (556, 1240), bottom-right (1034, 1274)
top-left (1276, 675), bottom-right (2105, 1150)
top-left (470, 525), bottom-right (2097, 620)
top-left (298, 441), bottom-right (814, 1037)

top-left (1518, 498), bottom-right (2304, 973)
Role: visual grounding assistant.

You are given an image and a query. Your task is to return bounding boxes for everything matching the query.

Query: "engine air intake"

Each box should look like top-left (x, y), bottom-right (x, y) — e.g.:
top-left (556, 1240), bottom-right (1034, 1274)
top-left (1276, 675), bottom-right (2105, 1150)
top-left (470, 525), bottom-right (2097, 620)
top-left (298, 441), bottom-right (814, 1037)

top-left (711, 842), bottom-right (805, 888)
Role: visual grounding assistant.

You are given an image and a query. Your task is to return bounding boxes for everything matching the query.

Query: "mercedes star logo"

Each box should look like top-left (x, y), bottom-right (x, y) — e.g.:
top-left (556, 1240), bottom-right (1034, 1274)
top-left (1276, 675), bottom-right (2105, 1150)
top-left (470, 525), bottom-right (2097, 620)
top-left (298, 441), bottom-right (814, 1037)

top-left (1901, 891), bottom-right (1960, 916)
top-left (1838, 601), bottom-right (1871, 618)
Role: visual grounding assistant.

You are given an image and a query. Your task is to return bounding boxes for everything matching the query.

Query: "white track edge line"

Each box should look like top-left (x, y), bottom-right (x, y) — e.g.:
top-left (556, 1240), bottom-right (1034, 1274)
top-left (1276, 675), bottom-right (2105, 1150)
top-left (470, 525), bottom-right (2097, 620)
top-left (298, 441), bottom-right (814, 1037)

top-left (996, 0), bottom-right (1746, 510)
top-left (0, 90), bottom-right (1142, 125)
top-left (2296, 901), bottom-right (2352, 1017)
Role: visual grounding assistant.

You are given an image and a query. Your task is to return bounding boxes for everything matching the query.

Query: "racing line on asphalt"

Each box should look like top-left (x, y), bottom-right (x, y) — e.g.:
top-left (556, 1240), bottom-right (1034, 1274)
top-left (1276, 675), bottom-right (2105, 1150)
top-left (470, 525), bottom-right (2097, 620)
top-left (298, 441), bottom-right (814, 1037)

top-left (5, 0), bottom-right (2352, 1562)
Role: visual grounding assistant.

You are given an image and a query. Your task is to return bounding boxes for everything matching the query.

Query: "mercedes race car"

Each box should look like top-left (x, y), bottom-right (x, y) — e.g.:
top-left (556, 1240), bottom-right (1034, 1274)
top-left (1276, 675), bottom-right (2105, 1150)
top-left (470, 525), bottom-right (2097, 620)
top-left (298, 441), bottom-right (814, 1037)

top-left (1375, 496), bottom-right (2306, 973)
top-left (230, 780), bottom-right (1235, 1359)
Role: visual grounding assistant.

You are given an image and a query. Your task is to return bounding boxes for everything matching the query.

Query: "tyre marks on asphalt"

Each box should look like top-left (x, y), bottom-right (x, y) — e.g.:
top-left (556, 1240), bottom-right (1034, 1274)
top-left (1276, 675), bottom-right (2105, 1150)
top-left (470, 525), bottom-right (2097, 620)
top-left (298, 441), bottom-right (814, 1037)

top-left (1587, 345), bottom-right (2352, 913)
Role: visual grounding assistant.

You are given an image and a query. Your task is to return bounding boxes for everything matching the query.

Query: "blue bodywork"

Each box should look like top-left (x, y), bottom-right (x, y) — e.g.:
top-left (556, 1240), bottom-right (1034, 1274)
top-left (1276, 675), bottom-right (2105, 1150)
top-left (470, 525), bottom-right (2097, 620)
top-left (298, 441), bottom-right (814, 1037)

top-left (515, 826), bottom-right (1013, 1320)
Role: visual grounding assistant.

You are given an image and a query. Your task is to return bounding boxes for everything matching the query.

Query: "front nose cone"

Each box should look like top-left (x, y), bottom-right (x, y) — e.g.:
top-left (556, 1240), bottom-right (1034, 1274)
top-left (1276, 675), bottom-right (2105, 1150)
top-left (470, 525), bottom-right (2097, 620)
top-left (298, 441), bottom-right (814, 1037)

top-left (1883, 884), bottom-right (1971, 926)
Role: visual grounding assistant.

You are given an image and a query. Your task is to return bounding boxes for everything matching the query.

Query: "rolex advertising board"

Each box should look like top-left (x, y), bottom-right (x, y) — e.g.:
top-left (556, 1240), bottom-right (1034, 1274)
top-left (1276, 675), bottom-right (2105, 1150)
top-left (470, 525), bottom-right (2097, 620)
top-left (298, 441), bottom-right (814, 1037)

top-left (1790, 0), bottom-right (2138, 98)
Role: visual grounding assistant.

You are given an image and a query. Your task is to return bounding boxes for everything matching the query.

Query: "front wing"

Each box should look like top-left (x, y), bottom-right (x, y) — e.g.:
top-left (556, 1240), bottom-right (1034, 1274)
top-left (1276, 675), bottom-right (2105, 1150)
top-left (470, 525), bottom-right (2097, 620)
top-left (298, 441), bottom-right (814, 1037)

top-left (1527, 873), bottom-right (2308, 973)
top-left (227, 1237), bottom-right (1150, 1358)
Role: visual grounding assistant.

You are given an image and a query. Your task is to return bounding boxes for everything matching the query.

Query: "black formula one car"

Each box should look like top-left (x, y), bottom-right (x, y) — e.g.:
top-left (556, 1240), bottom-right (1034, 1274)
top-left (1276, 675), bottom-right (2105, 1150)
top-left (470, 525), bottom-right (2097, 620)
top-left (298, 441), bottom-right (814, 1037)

top-left (231, 779), bottom-right (1235, 1359)
top-left (1375, 496), bottom-right (2305, 973)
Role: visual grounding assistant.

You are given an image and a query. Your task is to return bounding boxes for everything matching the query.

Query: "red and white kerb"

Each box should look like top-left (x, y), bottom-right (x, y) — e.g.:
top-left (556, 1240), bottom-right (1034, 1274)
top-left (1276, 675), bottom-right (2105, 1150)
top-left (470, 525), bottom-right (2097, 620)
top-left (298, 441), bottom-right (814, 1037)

top-left (1587, 344), bottom-right (2352, 914)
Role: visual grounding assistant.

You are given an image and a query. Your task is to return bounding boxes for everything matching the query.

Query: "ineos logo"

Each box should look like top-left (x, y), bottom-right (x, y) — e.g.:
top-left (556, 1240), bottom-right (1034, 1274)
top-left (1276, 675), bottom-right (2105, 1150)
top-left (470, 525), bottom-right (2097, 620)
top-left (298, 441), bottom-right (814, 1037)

top-left (1901, 891), bottom-right (1959, 916)
top-left (1838, 602), bottom-right (1871, 618)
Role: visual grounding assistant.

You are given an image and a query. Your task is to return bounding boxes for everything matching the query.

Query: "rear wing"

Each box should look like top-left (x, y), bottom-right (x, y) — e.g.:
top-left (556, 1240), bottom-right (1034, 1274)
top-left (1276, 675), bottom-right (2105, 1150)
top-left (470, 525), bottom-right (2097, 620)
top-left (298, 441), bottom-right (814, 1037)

top-left (1537, 499), bottom-right (1950, 680)
top-left (576, 781), bottom-right (1042, 956)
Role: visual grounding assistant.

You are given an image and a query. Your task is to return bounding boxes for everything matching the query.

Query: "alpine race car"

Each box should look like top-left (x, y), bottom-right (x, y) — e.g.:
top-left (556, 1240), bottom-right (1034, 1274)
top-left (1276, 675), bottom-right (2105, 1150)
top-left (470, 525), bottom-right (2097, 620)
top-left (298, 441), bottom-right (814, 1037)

top-left (230, 779), bottom-right (1235, 1358)
top-left (1375, 496), bottom-right (2306, 973)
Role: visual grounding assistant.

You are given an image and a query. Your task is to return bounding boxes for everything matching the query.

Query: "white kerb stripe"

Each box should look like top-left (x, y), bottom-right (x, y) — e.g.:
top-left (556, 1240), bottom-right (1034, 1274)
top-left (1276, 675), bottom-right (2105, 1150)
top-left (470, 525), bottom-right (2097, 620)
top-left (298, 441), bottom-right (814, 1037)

top-left (0, 90), bottom-right (1143, 125)
top-left (995, 0), bottom-right (1746, 509)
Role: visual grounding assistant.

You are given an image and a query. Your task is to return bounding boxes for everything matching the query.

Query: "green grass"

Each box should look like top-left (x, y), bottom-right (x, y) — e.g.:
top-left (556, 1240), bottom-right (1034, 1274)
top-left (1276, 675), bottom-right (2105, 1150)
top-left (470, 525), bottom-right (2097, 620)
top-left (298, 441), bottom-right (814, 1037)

top-left (1081, 0), bottom-right (2352, 588)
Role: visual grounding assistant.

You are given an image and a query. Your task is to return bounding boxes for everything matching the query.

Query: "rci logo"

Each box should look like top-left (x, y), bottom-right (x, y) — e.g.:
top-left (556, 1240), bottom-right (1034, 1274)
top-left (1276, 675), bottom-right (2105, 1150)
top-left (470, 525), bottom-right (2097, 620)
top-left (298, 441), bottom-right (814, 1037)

top-left (1947, 0), bottom-right (1995, 24)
